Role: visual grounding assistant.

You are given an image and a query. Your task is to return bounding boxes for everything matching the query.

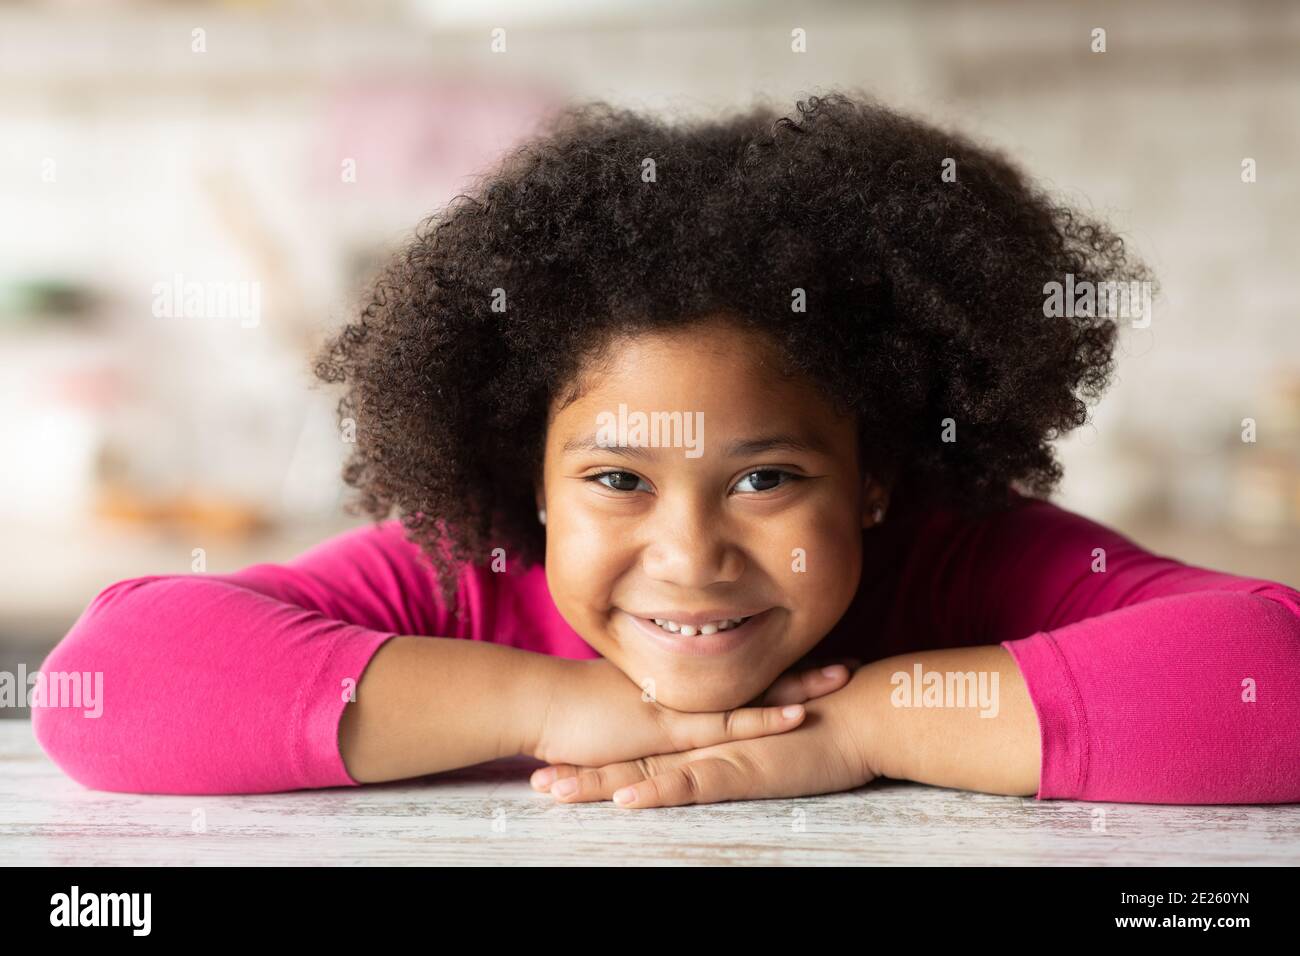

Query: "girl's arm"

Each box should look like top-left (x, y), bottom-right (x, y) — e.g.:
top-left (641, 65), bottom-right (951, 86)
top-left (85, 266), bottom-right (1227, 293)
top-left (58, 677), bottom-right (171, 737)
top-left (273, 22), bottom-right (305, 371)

top-left (31, 520), bottom-right (557, 794)
top-left (35, 519), bottom-right (825, 793)
top-left (853, 644), bottom-right (1040, 797)
top-left (858, 493), bottom-right (1300, 804)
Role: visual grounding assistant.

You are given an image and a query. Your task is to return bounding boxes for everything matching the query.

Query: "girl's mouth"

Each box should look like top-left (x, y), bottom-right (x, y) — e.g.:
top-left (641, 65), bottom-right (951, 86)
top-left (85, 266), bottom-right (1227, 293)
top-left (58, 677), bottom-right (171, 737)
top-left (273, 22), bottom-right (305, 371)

top-left (648, 615), bottom-right (754, 636)
top-left (621, 608), bottom-right (774, 656)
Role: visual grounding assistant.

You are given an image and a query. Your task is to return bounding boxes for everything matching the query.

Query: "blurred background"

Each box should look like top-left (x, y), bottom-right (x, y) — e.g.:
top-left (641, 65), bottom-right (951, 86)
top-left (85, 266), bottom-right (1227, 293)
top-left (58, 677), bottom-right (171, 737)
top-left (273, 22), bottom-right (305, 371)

top-left (3, 0), bottom-right (1299, 716)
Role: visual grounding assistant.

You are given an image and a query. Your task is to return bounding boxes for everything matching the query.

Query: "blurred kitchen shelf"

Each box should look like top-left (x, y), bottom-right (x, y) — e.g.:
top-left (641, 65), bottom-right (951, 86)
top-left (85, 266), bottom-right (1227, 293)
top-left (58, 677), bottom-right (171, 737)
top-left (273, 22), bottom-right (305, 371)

top-left (0, 516), bottom-right (374, 636)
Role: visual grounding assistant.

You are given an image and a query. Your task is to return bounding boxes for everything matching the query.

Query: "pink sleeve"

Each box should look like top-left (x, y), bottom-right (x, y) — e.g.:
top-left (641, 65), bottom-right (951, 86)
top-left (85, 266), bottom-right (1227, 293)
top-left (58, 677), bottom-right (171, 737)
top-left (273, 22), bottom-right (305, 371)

top-left (976, 494), bottom-right (1300, 804)
top-left (32, 519), bottom-right (479, 795)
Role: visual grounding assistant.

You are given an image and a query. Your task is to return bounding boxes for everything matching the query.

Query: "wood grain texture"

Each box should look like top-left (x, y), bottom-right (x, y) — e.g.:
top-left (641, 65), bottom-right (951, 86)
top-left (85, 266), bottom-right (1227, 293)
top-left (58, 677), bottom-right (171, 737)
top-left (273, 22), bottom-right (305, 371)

top-left (3, 722), bottom-right (1296, 866)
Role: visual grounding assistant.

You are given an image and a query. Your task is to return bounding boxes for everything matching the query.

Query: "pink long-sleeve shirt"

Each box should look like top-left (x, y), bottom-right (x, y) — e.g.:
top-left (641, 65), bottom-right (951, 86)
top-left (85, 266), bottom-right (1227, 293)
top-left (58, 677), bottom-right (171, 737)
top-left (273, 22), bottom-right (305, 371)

top-left (32, 489), bottom-right (1300, 803)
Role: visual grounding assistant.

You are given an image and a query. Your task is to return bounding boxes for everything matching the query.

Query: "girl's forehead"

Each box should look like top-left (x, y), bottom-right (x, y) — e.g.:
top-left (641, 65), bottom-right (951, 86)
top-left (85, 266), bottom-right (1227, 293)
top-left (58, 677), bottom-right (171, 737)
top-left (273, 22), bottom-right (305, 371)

top-left (544, 318), bottom-right (836, 432)
top-left (551, 363), bottom-right (852, 448)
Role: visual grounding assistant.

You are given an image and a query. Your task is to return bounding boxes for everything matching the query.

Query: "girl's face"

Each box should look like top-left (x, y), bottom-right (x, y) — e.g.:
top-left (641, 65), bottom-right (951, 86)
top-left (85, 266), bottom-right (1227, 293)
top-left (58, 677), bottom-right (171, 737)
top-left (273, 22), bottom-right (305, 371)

top-left (537, 318), bottom-right (887, 711)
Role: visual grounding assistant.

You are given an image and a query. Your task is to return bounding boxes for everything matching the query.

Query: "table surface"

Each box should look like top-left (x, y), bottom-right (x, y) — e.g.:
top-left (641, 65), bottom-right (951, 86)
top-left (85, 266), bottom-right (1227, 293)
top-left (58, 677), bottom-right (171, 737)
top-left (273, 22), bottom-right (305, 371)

top-left (3, 721), bottom-right (1297, 866)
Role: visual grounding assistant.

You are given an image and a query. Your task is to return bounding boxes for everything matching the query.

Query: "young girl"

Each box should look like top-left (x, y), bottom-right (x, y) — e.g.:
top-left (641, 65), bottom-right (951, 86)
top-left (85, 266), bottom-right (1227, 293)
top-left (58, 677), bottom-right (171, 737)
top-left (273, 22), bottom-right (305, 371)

top-left (35, 91), bottom-right (1300, 807)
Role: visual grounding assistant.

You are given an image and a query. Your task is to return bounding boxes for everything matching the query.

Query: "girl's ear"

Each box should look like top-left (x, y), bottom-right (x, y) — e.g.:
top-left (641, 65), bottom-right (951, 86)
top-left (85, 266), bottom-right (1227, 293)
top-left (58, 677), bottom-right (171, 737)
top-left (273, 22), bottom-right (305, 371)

top-left (861, 474), bottom-right (890, 529)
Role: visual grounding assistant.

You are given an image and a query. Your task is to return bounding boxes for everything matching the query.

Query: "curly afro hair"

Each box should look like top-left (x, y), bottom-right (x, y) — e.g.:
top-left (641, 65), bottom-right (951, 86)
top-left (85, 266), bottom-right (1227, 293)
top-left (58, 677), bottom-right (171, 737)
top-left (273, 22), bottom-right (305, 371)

top-left (313, 89), bottom-right (1152, 611)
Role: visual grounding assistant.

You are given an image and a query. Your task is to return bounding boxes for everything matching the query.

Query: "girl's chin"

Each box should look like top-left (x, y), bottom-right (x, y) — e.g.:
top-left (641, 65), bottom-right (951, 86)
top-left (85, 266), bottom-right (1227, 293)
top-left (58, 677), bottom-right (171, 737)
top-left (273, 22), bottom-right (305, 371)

top-left (609, 652), bottom-right (780, 712)
top-left (644, 686), bottom-right (766, 713)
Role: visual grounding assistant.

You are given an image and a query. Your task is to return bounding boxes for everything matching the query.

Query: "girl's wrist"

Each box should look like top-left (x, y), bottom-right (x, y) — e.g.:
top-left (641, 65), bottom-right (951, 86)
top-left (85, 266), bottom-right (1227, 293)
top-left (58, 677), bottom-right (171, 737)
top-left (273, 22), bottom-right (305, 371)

top-left (844, 648), bottom-right (1042, 795)
top-left (509, 652), bottom-right (574, 760)
top-left (836, 661), bottom-right (898, 781)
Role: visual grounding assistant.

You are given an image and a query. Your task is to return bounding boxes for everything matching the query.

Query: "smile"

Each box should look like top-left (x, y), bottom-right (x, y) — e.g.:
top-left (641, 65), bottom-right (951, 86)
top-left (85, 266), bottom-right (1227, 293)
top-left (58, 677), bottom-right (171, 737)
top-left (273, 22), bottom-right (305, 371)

top-left (620, 608), bottom-right (774, 656)
top-left (649, 615), bottom-right (752, 636)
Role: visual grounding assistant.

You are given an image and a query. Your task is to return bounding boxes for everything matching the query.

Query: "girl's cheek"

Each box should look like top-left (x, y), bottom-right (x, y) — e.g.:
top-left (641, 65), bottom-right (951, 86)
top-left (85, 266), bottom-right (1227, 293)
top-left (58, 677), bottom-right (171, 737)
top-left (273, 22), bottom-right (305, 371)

top-left (780, 525), bottom-right (863, 624)
top-left (548, 521), bottom-right (627, 606)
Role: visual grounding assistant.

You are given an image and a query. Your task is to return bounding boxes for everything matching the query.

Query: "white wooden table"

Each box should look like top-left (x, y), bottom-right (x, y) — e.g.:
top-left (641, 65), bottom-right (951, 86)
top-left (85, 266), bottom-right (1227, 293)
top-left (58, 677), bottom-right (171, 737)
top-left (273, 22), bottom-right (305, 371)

top-left (3, 722), bottom-right (1296, 866)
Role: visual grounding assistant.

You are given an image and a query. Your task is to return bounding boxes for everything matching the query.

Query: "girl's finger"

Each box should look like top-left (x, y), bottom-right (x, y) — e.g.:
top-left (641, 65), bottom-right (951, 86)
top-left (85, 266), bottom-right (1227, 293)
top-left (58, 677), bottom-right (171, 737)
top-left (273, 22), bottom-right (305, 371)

top-left (671, 700), bottom-right (807, 750)
top-left (757, 658), bottom-right (858, 706)
top-left (612, 756), bottom-right (749, 809)
top-left (538, 760), bottom-right (652, 803)
top-left (529, 764), bottom-right (563, 791)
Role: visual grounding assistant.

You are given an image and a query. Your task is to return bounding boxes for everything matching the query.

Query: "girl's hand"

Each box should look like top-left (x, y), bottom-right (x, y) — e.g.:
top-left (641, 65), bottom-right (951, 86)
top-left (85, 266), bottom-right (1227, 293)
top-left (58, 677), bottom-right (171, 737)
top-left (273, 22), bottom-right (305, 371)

top-left (530, 672), bottom-right (875, 807)
top-left (744, 655), bottom-right (861, 706)
top-left (525, 656), bottom-right (858, 769)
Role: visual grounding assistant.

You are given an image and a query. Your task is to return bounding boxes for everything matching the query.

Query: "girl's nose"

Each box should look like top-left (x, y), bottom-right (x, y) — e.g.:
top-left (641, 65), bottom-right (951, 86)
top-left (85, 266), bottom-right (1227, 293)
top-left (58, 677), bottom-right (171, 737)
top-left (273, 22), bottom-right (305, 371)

top-left (639, 501), bottom-right (744, 588)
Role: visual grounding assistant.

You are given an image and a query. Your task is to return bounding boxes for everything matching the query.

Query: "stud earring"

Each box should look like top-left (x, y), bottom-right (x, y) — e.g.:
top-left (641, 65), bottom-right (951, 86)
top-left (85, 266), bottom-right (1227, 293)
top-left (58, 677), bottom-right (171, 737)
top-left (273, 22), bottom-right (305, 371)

top-left (538, 508), bottom-right (547, 526)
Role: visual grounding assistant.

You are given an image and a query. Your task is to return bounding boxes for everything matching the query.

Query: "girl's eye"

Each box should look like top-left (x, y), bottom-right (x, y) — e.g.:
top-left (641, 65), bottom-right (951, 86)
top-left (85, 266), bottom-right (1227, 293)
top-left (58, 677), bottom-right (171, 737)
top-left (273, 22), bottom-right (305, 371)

top-left (583, 469), bottom-right (803, 495)
top-left (733, 469), bottom-right (800, 494)
top-left (586, 471), bottom-right (651, 493)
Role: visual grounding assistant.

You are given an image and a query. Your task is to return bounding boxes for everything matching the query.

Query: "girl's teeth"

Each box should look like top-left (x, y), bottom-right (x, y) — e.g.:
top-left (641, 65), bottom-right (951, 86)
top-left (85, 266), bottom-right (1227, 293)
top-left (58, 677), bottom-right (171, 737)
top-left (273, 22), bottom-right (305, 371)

top-left (649, 616), bottom-right (751, 635)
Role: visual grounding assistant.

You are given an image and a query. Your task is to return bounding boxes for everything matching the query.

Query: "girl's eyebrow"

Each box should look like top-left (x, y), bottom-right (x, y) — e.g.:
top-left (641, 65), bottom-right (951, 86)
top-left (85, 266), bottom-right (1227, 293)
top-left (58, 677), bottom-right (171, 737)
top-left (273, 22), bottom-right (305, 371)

top-left (560, 433), bottom-right (830, 459)
top-left (726, 434), bottom-right (831, 458)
